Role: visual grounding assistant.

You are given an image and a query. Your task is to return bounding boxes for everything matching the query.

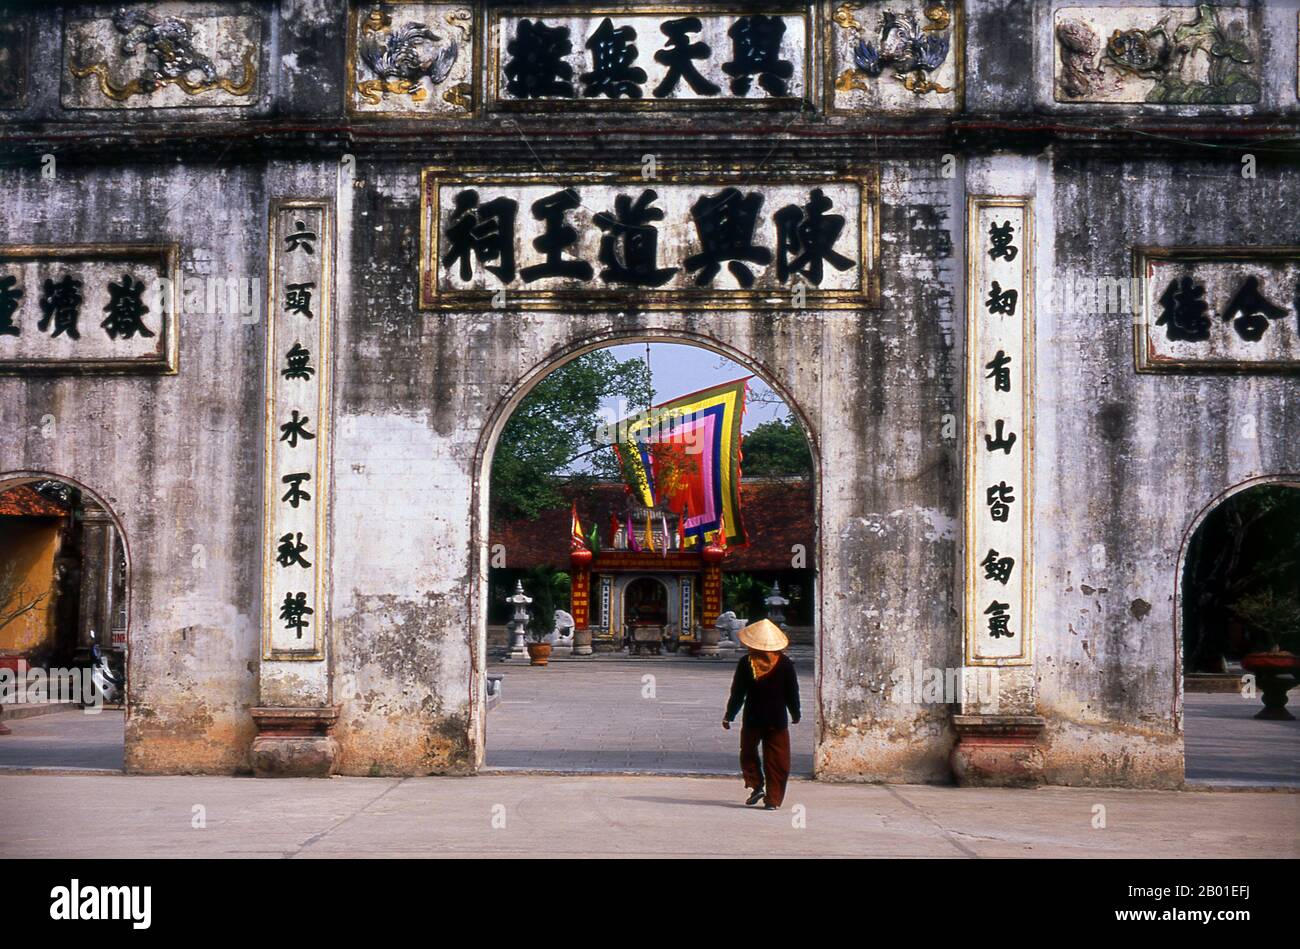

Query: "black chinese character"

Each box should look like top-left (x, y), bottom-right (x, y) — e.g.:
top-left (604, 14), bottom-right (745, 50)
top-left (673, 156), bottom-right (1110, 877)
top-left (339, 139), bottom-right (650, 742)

top-left (594, 189), bottom-right (677, 287)
top-left (985, 350), bottom-right (1012, 392)
top-left (504, 19), bottom-right (574, 98)
top-left (284, 281), bottom-right (316, 320)
top-left (984, 419), bottom-right (1017, 454)
top-left (685, 187), bottom-right (772, 288)
top-left (282, 342), bottom-right (316, 380)
top-left (654, 17), bottom-right (719, 98)
top-left (285, 220), bottom-right (316, 254)
top-left (981, 549), bottom-right (1015, 585)
top-left (0, 274), bottom-right (22, 337)
top-left (722, 15), bottom-right (793, 97)
top-left (1155, 275), bottom-right (1210, 343)
top-left (1221, 274), bottom-right (1286, 342)
top-left (985, 281), bottom-right (1018, 315)
top-left (442, 190), bottom-right (518, 284)
top-left (276, 532), bottom-right (311, 569)
top-left (38, 273), bottom-right (83, 340)
top-left (986, 481), bottom-right (1015, 522)
top-left (520, 189), bottom-right (593, 283)
top-left (279, 409), bottom-right (316, 449)
top-left (582, 17), bottom-right (645, 99)
top-left (985, 600), bottom-right (1014, 639)
top-left (279, 591), bottom-right (313, 638)
top-left (281, 472), bottom-right (312, 508)
top-left (988, 221), bottom-right (1018, 261)
top-left (101, 274), bottom-right (153, 340)
top-left (774, 189), bottom-right (854, 286)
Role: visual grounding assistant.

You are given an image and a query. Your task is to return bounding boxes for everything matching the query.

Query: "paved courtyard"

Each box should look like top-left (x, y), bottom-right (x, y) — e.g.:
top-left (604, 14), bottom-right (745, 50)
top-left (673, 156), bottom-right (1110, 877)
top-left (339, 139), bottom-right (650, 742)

top-left (0, 661), bottom-right (1295, 788)
top-left (0, 772), bottom-right (1296, 859)
top-left (486, 653), bottom-right (816, 773)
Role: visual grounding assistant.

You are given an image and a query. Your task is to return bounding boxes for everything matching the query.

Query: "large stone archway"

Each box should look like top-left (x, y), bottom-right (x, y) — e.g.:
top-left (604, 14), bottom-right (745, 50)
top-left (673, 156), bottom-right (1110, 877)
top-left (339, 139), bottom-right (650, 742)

top-left (466, 327), bottom-right (828, 772)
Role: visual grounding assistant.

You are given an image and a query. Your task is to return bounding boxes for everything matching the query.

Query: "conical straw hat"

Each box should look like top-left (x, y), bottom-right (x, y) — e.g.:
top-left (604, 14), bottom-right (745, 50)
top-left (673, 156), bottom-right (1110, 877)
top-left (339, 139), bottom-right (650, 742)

top-left (738, 618), bottom-right (788, 652)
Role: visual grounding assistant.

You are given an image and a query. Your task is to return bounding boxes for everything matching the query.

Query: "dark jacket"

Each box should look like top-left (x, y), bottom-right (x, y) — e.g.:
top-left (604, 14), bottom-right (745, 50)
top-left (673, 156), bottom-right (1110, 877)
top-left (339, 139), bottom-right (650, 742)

top-left (725, 653), bottom-right (801, 729)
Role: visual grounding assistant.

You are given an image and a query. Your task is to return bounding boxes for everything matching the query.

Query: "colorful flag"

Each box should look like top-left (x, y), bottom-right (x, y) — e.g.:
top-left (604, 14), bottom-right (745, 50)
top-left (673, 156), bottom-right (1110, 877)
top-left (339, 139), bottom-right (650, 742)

top-left (570, 503), bottom-right (588, 551)
top-left (611, 376), bottom-right (750, 547)
top-left (660, 512), bottom-right (670, 555)
top-left (625, 512), bottom-right (640, 552)
top-left (608, 511), bottom-right (620, 548)
top-left (644, 513), bottom-right (655, 553)
top-left (677, 499), bottom-right (688, 550)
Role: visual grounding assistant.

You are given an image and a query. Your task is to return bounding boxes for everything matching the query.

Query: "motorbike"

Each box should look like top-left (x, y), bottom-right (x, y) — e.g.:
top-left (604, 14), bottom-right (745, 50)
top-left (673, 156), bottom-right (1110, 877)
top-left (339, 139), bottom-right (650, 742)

top-left (83, 630), bottom-right (124, 708)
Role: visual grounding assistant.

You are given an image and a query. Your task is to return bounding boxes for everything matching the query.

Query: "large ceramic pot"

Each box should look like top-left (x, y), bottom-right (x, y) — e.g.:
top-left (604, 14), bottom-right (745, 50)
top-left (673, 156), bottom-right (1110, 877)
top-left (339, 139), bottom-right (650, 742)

top-left (572, 627), bottom-right (593, 656)
top-left (526, 642), bottom-right (553, 667)
top-left (1240, 650), bottom-right (1300, 720)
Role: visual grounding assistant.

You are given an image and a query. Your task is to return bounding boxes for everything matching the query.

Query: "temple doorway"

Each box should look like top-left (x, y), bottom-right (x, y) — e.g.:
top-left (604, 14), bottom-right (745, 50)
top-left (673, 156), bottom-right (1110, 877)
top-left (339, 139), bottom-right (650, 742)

top-left (1180, 479), bottom-right (1300, 788)
top-left (480, 339), bottom-right (818, 776)
top-left (0, 475), bottom-right (128, 771)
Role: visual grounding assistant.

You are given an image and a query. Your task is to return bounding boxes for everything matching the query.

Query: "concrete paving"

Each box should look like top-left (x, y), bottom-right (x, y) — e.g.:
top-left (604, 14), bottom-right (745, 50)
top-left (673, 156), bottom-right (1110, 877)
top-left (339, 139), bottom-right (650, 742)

top-left (486, 654), bottom-right (815, 773)
top-left (0, 663), bottom-right (1295, 789)
top-left (0, 772), bottom-right (1295, 859)
top-left (1184, 693), bottom-right (1300, 787)
top-left (0, 707), bottom-right (124, 772)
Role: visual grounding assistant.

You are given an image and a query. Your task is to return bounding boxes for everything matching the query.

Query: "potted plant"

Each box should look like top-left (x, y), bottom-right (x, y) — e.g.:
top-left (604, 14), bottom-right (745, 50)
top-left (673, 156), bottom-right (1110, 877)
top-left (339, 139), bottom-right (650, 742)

top-left (1233, 588), bottom-right (1300, 720)
top-left (525, 623), bottom-right (553, 667)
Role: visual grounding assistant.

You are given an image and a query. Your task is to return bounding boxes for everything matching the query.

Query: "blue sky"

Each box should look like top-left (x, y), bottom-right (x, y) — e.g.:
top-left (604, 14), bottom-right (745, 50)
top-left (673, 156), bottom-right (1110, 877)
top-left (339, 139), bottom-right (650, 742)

top-left (599, 342), bottom-right (787, 432)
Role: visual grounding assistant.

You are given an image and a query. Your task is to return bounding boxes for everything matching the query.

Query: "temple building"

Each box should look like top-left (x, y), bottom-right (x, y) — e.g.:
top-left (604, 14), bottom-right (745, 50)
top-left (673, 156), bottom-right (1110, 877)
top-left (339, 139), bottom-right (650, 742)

top-left (0, 2), bottom-right (1296, 786)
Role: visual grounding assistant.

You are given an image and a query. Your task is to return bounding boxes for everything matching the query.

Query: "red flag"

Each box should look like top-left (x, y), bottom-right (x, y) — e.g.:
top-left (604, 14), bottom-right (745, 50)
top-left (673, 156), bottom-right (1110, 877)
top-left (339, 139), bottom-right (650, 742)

top-left (570, 503), bottom-right (588, 551)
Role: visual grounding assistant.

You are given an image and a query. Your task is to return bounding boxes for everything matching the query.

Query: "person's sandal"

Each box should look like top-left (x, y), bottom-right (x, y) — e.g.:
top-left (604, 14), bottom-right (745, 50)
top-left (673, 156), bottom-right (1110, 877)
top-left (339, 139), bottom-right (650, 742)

top-left (745, 789), bottom-right (765, 806)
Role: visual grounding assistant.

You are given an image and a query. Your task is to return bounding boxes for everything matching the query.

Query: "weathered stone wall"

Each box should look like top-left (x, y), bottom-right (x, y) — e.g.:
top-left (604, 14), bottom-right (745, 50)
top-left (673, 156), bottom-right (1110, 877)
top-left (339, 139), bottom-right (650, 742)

top-left (0, 1), bottom-right (1295, 785)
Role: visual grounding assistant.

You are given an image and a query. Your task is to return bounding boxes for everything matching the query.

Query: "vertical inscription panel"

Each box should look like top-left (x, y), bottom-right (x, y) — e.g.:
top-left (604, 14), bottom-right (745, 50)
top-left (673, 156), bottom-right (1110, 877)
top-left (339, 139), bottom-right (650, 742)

top-left (263, 201), bottom-right (333, 660)
top-left (965, 197), bottom-right (1033, 666)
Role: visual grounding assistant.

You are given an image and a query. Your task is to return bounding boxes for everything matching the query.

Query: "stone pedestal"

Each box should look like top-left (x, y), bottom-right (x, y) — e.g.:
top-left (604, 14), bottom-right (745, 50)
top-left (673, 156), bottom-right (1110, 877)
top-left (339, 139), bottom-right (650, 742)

top-left (572, 627), bottom-right (593, 656)
top-left (950, 714), bottom-right (1045, 788)
top-left (250, 706), bottom-right (339, 778)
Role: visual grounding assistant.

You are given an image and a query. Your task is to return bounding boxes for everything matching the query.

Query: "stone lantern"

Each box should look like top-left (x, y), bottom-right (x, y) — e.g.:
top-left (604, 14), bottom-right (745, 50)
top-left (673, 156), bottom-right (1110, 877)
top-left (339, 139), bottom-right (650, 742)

top-left (505, 580), bottom-right (532, 660)
top-left (764, 581), bottom-right (790, 630)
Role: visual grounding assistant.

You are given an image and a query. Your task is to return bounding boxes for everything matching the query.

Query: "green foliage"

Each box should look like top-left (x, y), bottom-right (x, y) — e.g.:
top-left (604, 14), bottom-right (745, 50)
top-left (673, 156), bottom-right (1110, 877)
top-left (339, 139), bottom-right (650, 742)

top-left (722, 572), bottom-right (767, 621)
top-left (522, 565), bottom-right (571, 642)
top-left (1184, 485), bottom-right (1300, 668)
top-left (740, 415), bottom-right (813, 478)
top-left (491, 350), bottom-right (650, 520)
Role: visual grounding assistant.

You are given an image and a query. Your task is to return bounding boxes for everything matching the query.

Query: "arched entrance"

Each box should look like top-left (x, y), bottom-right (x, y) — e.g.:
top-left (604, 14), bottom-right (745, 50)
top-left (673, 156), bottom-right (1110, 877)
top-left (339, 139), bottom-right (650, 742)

top-left (1178, 476), bottom-right (1300, 788)
top-left (0, 472), bottom-right (129, 770)
top-left (473, 334), bottom-right (820, 776)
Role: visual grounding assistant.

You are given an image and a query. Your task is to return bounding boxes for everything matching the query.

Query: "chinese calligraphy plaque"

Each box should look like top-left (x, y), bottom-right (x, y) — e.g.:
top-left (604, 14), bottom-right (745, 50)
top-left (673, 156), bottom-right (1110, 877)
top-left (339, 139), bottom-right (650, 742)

top-left (263, 200), bottom-right (333, 660)
top-left (965, 196), bottom-right (1033, 666)
top-left (488, 5), bottom-right (813, 110)
top-left (0, 244), bottom-right (179, 373)
top-left (1135, 247), bottom-right (1300, 373)
top-left (420, 166), bottom-right (878, 310)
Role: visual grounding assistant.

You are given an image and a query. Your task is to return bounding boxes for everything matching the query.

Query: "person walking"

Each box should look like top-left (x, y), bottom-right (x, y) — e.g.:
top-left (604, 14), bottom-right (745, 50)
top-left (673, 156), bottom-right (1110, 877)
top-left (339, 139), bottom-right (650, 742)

top-left (722, 618), bottom-right (800, 810)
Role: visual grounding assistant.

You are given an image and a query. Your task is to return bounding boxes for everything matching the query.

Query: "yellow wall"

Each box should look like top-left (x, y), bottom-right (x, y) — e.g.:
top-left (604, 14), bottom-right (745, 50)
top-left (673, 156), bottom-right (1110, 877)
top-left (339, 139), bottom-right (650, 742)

top-left (0, 519), bottom-right (61, 654)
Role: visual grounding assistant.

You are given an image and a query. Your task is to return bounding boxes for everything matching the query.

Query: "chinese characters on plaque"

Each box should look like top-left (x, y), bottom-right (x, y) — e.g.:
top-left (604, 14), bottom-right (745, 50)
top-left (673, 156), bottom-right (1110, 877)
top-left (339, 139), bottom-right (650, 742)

top-left (1136, 249), bottom-right (1300, 372)
top-left (966, 197), bottom-right (1032, 665)
top-left (0, 245), bottom-right (178, 372)
top-left (489, 8), bottom-right (811, 108)
top-left (421, 170), bottom-right (876, 309)
top-left (264, 201), bottom-right (332, 659)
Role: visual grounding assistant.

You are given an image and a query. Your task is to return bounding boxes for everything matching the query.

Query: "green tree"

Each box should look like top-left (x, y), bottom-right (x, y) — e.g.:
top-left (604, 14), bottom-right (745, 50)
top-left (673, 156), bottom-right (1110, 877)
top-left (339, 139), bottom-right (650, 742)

top-left (741, 416), bottom-right (813, 477)
top-left (491, 350), bottom-right (650, 519)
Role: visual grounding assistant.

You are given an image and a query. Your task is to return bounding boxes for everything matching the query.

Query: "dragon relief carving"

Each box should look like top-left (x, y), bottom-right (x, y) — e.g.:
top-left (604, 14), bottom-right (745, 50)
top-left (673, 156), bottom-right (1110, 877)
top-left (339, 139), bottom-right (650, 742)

top-left (355, 6), bottom-right (466, 108)
top-left (835, 3), bottom-right (953, 97)
top-left (70, 8), bottom-right (257, 102)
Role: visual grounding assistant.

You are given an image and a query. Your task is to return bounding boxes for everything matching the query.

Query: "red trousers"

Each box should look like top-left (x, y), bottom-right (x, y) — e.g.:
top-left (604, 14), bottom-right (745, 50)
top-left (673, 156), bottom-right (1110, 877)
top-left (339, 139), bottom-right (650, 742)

top-left (739, 725), bottom-right (791, 807)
